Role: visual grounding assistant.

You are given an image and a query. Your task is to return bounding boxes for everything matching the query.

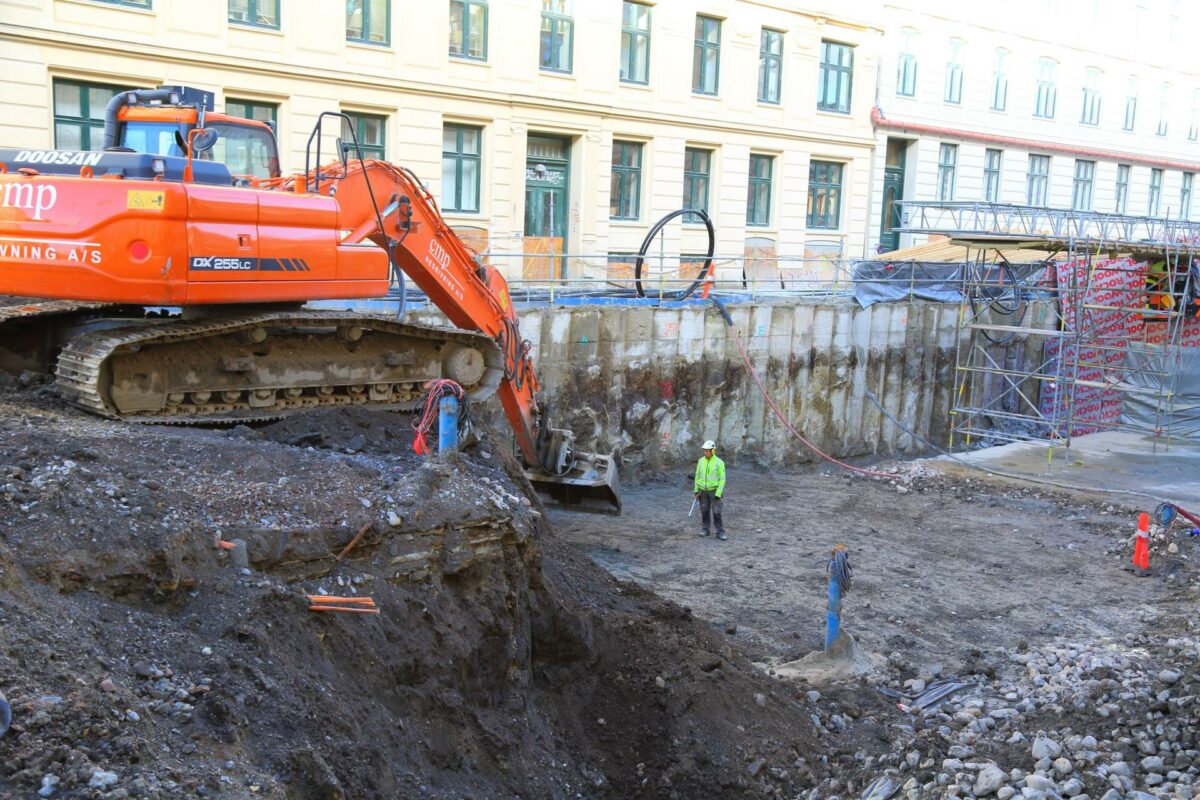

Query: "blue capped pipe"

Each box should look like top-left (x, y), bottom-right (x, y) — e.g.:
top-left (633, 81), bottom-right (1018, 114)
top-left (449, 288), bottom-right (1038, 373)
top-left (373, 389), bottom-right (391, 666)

top-left (824, 546), bottom-right (852, 654)
top-left (438, 396), bottom-right (459, 454)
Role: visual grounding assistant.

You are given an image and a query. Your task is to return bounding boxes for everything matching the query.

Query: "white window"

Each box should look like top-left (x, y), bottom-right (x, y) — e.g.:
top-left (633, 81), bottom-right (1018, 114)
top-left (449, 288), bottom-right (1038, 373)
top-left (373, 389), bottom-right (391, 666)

top-left (1189, 89), bottom-right (1199, 141)
top-left (1080, 68), bottom-right (1102, 126)
top-left (1035, 58), bottom-right (1057, 119)
top-left (1157, 82), bottom-right (1171, 136)
top-left (896, 27), bottom-right (918, 97)
top-left (991, 48), bottom-right (1009, 111)
top-left (1123, 76), bottom-right (1138, 131)
top-left (944, 38), bottom-right (964, 104)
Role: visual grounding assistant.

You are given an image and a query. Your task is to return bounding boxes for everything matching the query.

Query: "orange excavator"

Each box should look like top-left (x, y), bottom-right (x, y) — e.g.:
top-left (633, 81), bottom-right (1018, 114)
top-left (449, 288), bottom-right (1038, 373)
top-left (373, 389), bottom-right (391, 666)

top-left (0, 86), bottom-right (619, 513)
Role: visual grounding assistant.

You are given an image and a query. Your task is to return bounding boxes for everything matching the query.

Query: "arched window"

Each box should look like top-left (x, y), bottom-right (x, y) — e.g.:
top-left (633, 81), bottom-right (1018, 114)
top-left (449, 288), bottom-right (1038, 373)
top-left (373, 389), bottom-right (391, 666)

top-left (1034, 58), bottom-right (1057, 119)
top-left (991, 48), bottom-right (1009, 111)
top-left (1080, 68), bottom-right (1102, 126)
top-left (944, 38), bottom-right (964, 104)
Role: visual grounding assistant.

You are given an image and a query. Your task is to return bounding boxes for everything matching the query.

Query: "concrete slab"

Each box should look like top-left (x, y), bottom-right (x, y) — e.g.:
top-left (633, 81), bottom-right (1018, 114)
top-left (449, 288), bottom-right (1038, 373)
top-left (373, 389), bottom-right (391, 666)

top-left (933, 431), bottom-right (1200, 503)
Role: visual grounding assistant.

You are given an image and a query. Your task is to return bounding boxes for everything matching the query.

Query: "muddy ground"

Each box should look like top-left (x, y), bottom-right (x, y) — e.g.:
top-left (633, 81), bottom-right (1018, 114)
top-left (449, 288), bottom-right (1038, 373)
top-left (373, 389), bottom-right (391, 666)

top-left (4, 371), bottom-right (1200, 800)
top-left (550, 465), bottom-right (1169, 674)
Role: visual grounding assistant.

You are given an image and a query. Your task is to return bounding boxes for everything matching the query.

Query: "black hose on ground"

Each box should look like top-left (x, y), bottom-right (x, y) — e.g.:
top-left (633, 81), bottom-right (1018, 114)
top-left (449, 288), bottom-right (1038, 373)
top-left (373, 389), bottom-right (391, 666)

top-left (633, 209), bottom-right (715, 300)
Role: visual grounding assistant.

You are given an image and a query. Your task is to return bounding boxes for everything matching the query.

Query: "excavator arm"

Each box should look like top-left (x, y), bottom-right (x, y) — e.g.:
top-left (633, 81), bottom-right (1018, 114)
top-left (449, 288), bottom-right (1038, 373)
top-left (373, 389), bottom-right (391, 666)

top-left (304, 157), bottom-right (620, 513)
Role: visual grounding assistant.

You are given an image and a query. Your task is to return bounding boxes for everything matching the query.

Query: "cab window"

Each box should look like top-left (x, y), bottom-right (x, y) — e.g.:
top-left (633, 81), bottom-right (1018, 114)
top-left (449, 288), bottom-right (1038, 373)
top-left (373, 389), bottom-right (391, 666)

top-left (208, 122), bottom-right (280, 180)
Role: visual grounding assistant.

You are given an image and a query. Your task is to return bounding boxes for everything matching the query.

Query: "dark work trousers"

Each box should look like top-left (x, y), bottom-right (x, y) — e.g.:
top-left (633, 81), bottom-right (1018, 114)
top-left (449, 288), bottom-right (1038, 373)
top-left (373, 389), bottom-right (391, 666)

top-left (698, 491), bottom-right (724, 534)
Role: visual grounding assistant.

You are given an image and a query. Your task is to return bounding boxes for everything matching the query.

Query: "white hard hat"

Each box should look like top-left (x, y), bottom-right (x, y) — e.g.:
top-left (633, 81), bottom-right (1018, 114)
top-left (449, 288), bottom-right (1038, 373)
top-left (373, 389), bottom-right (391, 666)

top-left (702, 440), bottom-right (716, 449)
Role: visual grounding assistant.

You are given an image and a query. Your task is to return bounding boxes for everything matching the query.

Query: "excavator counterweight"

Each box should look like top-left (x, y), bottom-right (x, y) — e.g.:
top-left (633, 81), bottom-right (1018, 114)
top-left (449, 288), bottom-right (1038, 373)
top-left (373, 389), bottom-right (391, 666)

top-left (0, 89), bottom-right (620, 514)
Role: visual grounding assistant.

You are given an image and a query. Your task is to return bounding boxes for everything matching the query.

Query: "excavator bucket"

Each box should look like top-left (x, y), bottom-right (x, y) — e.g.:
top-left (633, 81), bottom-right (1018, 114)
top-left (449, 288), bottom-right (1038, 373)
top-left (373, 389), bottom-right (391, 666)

top-left (525, 452), bottom-right (621, 515)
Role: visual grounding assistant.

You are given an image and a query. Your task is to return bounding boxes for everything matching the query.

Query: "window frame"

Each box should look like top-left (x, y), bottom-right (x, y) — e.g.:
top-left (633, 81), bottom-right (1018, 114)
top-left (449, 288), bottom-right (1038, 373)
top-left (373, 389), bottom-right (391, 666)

top-left (746, 153), bottom-right (774, 227)
top-left (91, 0), bottom-right (151, 8)
top-left (944, 38), bottom-right (964, 105)
top-left (1149, 167), bottom-right (1164, 216)
top-left (1182, 172), bottom-right (1194, 220)
top-left (1157, 83), bottom-right (1171, 137)
top-left (619, 1), bottom-right (651, 85)
top-left (692, 15), bottom-right (721, 96)
top-left (346, 0), bottom-right (390, 46)
top-left (610, 140), bottom-right (643, 221)
top-left (539, 0), bottom-right (574, 74)
top-left (807, 160), bottom-right (843, 230)
top-left (52, 78), bottom-right (126, 151)
top-left (449, 0), bottom-right (488, 61)
top-left (442, 123), bottom-right (482, 214)
top-left (983, 148), bottom-right (1003, 203)
top-left (225, 99), bottom-right (278, 124)
top-left (1080, 69), bottom-right (1102, 126)
top-left (1071, 159), bottom-right (1096, 211)
top-left (341, 112), bottom-right (387, 160)
top-left (818, 40), bottom-right (854, 114)
top-left (1026, 154), bottom-right (1050, 206)
top-left (991, 48), bottom-right (1009, 112)
top-left (1034, 58), bottom-right (1057, 119)
top-left (1115, 163), bottom-right (1131, 214)
top-left (1123, 76), bottom-right (1139, 131)
top-left (682, 147), bottom-right (712, 222)
top-left (758, 28), bottom-right (783, 105)
top-left (228, 0), bottom-right (279, 30)
top-left (896, 28), bottom-right (918, 98)
top-left (937, 143), bottom-right (957, 202)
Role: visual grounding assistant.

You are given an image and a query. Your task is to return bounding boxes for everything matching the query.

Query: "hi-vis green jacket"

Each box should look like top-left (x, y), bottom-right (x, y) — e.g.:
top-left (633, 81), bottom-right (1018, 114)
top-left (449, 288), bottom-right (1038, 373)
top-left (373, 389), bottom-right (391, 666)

top-left (694, 455), bottom-right (726, 498)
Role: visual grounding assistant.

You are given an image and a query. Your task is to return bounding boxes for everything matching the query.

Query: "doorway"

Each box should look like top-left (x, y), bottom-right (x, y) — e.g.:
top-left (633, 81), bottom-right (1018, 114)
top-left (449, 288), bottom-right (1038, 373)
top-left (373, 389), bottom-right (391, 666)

top-left (878, 137), bottom-right (907, 254)
top-left (524, 135), bottom-right (570, 281)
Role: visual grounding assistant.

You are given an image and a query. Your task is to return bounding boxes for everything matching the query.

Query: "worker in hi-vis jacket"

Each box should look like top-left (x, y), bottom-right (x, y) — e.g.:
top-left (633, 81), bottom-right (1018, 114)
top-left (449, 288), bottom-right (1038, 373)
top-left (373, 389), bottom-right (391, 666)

top-left (693, 439), bottom-right (727, 540)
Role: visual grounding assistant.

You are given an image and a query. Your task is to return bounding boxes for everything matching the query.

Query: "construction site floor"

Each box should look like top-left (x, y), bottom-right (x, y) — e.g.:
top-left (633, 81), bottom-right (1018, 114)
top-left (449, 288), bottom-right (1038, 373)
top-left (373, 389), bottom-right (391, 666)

top-left (935, 430), bottom-right (1200, 502)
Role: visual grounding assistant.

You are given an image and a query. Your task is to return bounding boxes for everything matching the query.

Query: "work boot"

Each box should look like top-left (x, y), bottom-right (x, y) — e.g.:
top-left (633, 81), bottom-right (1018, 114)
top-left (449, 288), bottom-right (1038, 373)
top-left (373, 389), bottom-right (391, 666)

top-left (700, 529), bottom-right (710, 537)
top-left (717, 531), bottom-right (727, 541)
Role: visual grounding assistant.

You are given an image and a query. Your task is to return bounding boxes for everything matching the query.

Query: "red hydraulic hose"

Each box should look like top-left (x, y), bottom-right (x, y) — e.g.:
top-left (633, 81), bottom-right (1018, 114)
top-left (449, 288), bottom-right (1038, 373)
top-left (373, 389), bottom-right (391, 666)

top-left (721, 305), bottom-right (894, 479)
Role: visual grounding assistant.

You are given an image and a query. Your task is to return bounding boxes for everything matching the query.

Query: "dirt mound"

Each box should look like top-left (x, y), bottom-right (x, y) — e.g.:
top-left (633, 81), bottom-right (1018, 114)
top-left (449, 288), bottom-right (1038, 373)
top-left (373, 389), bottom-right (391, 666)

top-left (0, 387), bottom-right (857, 799)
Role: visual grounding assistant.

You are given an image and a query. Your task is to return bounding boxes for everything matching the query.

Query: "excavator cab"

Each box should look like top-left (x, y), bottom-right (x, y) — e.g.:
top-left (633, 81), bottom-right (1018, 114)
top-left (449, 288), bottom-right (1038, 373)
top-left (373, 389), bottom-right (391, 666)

top-left (108, 86), bottom-right (281, 181)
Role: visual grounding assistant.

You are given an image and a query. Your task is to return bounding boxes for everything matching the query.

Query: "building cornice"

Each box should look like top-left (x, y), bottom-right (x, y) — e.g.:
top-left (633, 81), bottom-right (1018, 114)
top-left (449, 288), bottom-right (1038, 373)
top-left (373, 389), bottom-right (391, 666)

top-left (872, 107), bottom-right (1200, 173)
top-left (0, 24), bottom-right (879, 151)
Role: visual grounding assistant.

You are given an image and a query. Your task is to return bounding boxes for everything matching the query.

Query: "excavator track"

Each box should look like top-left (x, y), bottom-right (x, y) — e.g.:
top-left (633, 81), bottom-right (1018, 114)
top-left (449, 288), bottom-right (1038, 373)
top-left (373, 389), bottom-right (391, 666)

top-left (0, 297), bottom-right (131, 375)
top-left (54, 311), bottom-right (503, 424)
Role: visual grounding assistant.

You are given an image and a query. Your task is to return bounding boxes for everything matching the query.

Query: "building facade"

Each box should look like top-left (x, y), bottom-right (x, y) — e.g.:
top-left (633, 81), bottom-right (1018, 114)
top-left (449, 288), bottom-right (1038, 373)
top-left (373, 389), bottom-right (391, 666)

top-left (0, 0), bottom-right (883, 285)
top-left (870, 0), bottom-right (1200, 254)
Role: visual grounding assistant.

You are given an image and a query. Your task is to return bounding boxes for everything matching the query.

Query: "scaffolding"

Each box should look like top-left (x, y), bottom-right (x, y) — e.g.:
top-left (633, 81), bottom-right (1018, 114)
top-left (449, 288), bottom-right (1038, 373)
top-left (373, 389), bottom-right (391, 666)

top-left (898, 201), bottom-right (1200, 452)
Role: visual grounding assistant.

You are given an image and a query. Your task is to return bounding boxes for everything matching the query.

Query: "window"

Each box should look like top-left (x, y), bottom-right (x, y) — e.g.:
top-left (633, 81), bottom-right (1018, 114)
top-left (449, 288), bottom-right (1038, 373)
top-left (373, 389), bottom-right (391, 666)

top-left (449, 0), bottom-right (487, 60)
top-left (1115, 164), bottom-right (1131, 214)
top-left (807, 161), bottom-right (843, 229)
top-left (1071, 160), bottom-right (1095, 211)
top-left (758, 29), bottom-right (783, 104)
top-left (341, 113), bottom-right (386, 159)
top-left (1189, 89), bottom-right (1199, 141)
top-left (226, 99), bottom-right (277, 124)
top-left (983, 149), bottom-right (1002, 203)
top-left (540, 1), bottom-right (573, 73)
top-left (1035, 58), bottom-right (1057, 119)
top-left (346, 0), bottom-right (389, 45)
top-left (1182, 172), bottom-right (1194, 219)
top-left (620, 2), bottom-right (651, 84)
top-left (991, 48), bottom-right (1009, 111)
top-left (441, 125), bottom-right (481, 213)
top-left (1123, 76), bottom-right (1138, 131)
top-left (692, 16), bottom-right (721, 95)
top-left (682, 147), bottom-right (711, 220)
top-left (944, 38), bottom-right (964, 105)
top-left (746, 154), bottom-right (773, 227)
top-left (92, 0), bottom-right (149, 7)
top-left (610, 141), bottom-right (642, 220)
top-left (1149, 168), bottom-right (1163, 216)
top-left (896, 28), bottom-right (918, 97)
top-left (228, 0), bottom-right (278, 28)
top-left (818, 41), bottom-right (854, 113)
top-left (1026, 155), bottom-right (1050, 206)
top-left (52, 79), bottom-right (123, 151)
top-left (1080, 68), bottom-right (1102, 126)
top-left (936, 144), bottom-right (957, 201)
top-left (1157, 83), bottom-right (1171, 136)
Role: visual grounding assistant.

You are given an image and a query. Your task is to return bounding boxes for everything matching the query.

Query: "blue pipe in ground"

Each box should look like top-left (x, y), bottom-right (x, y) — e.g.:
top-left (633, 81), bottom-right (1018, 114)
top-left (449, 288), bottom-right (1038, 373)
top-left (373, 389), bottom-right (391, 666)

top-left (825, 571), bottom-right (842, 653)
top-left (438, 396), bottom-right (459, 454)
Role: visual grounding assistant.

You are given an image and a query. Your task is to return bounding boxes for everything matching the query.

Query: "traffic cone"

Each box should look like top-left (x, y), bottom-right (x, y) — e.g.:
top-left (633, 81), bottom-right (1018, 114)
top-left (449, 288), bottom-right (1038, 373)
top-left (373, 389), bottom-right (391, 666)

top-left (1132, 512), bottom-right (1151, 575)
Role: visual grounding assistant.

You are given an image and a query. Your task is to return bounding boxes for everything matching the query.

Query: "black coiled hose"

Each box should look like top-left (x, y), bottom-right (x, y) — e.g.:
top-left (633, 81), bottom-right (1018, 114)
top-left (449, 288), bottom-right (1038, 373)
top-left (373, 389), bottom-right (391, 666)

top-left (633, 208), bottom-right (716, 300)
